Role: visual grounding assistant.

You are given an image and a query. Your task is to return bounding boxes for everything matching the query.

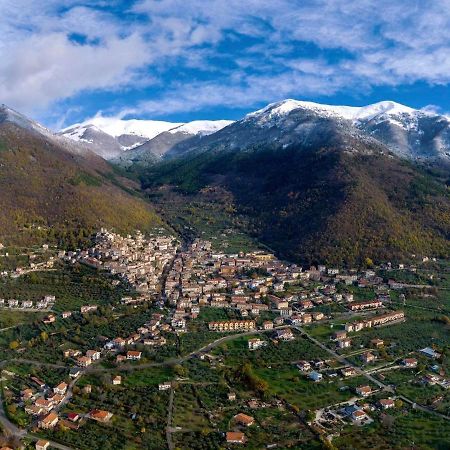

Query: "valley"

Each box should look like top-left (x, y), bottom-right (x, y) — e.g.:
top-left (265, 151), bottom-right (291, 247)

top-left (0, 228), bottom-right (448, 450)
top-left (0, 99), bottom-right (449, 450)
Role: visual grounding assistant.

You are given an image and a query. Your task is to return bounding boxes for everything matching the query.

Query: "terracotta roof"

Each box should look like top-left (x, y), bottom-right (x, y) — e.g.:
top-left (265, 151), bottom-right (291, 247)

top-left (90, 409), bottom-right (113, 421)
top-left (234, 413), bottom-right (254, 425)
top-left (42, 412), bottom-right (58, 424)
top-left (226, 431), bottom-right (246, 443)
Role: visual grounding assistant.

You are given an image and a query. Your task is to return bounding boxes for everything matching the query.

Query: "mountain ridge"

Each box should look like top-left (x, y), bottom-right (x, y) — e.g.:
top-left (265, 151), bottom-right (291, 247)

top-left (0, 109), bottom-right (164, 248)
top-left (59, 116), bottom-right (234, 160)
top-left (57, 99), bottom-right (450, 165)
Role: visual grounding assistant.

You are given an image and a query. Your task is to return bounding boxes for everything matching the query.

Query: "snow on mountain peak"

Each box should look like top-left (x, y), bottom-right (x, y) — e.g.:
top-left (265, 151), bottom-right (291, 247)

top-left (246, 98), bottom-right (428, 127)
top-left (61, 116), bottom-right (182, 141)
top-left (168, 120), bottom-right (234, 136)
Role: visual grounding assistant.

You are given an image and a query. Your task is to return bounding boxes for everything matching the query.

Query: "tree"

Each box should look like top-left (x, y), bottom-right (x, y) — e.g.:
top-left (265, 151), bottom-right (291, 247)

top-left (173, 364), bottom-right (187, 377)
top-left (9, 340), bottom-right (19, 350)
top-left (365, 257), bottom-right (374, 268)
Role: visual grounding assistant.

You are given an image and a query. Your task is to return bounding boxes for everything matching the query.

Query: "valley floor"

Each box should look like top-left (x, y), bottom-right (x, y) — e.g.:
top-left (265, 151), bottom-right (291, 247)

top-left (0, 234), bottom-right (448, 450)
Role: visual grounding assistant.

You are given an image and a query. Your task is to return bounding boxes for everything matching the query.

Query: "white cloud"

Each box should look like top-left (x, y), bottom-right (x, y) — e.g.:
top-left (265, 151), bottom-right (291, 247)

top-left (0, 32), bottom-right (151, 111)
top-left (2, 0), bottom-right (450, 122)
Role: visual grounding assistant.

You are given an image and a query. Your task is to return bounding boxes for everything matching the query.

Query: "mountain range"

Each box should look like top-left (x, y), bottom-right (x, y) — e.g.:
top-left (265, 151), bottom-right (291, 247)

top-left (59, 100), bottom-right (450, 166)
top-left (136, 100), bottom-right (450, 266)
top-left (59, 116), bottom-right (233, 162)
top-left (0, 100), bottom-right (449, 265)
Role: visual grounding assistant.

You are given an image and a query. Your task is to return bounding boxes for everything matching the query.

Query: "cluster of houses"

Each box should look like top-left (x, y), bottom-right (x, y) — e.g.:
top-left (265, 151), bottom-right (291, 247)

top-left (61, 312), bottom-right (169, 368)
top-left (317, 394), bottom-right (400, 430)
top-left (344, 310), bottom-right (405, 333)
top-left (10, 370), bottom-right (114, 436)
top-left (163, 239), bottom-right (310, 330)
top-left (1, 255), bottom-right (56, 280)
top-left (104, 312), bottom-right (169, 360)
top-left (70, 229), bottom-right (178, 296)
top-left (0, 295), bottom-right (55, 310)
top-left (225, 412), bottom-right (256, 445)
top-left (328, 310), bottom-right (405, 351)
top-left (20, 376), bottom-right (68, 428)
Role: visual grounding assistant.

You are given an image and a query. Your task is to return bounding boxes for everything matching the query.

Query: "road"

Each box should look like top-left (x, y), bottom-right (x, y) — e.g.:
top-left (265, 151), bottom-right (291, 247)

top-left (0, 363), bottom-right (76, 449)
top-left (293, 326), bottom-right (386, 389)
top-left (27, 434), bottom-right (75, 450)
top-left (88, 325), bottom-right (290, 373)
top-left (0, 324), bottom-right (24, 333)
top-left (166, 388), bottom-right (175, 450)
top-left (0, 388), bottom-right (75, 449)
top-left (295, 326), bottom-right (450, 421)
top-left (0, 389), bottom-right (26, 438)
top-left (1, 320), bottom-right (447, 450)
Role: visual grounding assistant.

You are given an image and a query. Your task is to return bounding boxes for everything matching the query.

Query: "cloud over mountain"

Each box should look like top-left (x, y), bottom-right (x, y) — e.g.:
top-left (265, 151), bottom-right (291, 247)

top-left (1, 0), bottom-right (450, 125)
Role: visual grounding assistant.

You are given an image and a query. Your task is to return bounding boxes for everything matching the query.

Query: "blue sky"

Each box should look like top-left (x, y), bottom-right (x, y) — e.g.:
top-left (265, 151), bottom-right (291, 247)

top-left (1, 0), bottom-right (450, 129)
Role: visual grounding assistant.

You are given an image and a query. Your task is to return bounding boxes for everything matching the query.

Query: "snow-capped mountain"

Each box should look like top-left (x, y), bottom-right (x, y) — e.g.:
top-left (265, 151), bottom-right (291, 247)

top-left (168, 120), bottom-right (234, 136)
top-left (59, 117), bottom-right (181, 159)
top-left (112, 119), bottom-right (234, 166)
top-left (243, 99), bottom-right (450, 161)
top-left (246, 99), bottom-right (416, 124)
top-left (60, 117), bottom-right (233, 161)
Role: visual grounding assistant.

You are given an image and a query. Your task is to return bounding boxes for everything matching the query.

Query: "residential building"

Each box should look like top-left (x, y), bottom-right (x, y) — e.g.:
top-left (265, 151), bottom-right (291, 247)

top-left (208, 320), bottom-right (255, 332)
top-left (403, 358), bottom-right (418, 368)
top-left (126, 351), bottom-right (142, 360)
top-left (379, 399), bottom-right (395, 409)
top-left (309, 371), bottom-right (323, 382)
top-left (297, 361), bottom-right (311, 372)
top-left (355, 385), bottom-right (372, 397)
top-left (226, 431), bottom-right (246, 444)
top-left (76, 356), bottom-right (92, 367)
top-left (248, 338), bottom-right (266, 350)
top-left (53, 382), bottom-right (68, 395)
top-left (349, 300), bottom-right (383, 311)
top-left (275, 329), bottom-right (294, 341)
top-left (338, 338), bottom-right (352, 349)
top-left (361, 352), bottom-right (376, 364)
top-left (234, 413), bottom-right (255, 427)
top-left (39, 412), bottom-right (59, 429)
top-left (36, 440), bottom-right (50, 450)
top-left (89, 410), bottom-right (113, 423)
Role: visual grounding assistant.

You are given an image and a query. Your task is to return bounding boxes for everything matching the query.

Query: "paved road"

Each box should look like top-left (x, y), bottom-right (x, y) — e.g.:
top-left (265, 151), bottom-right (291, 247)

top-left (397, 395), bottom-right (450, 420)
top-left (88, 325), bottom-right (290, 373)
top-left (0, 324), bottom-right (24, 333)
top-left (295, 326), bottom-right (450, 421)
top-left (294, 326), bottom-right (386, 389)
top-left (166, 388), bottom-right (175, 450)
top-left (0, 389), bottom-right (26, 438)
top-left (27, 434), bottom-right (75, 450)
top-left (11, 358), bottom-right (68, 369)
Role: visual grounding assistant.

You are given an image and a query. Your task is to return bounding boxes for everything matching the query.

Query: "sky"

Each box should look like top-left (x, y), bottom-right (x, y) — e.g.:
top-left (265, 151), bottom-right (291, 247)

top-left (1, 0), bottom-right (450, 129)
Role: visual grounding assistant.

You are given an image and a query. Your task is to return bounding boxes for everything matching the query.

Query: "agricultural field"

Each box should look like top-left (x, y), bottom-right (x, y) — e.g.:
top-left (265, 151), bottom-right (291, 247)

top-left (0, 262), bottom-right (128, 312)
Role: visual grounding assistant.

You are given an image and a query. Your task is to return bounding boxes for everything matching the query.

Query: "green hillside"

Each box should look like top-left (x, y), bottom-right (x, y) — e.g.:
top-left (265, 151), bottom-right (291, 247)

top-left (141, 144), bottom-right (450, 266)
top-left (0, 123), bottom-right (163, 249)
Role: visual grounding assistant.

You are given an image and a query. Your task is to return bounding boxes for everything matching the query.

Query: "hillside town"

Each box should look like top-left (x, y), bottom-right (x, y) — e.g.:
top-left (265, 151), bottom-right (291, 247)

top-left (0, 229), bottom-right (448, 450)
